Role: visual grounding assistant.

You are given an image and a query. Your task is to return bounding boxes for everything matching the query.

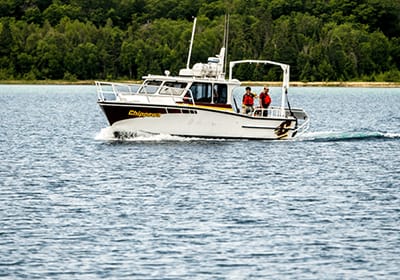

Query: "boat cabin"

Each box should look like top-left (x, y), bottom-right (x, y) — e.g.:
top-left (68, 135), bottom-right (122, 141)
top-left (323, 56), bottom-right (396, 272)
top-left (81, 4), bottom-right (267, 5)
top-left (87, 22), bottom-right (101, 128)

top-left (126, 71), bottom-right (241, 110)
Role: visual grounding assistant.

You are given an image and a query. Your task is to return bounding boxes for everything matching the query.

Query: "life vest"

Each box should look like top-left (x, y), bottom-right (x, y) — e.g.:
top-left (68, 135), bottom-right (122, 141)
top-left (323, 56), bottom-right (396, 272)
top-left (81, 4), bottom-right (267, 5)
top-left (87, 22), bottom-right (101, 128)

top-left (243, 93), bottom-right (254, 106)
top-left (261, 93), bottom-right (271, 107)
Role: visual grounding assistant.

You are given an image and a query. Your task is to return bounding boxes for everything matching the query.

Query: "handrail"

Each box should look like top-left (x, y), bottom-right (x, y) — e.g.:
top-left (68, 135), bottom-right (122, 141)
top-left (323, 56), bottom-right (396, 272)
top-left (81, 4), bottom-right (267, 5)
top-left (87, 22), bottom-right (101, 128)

top-left (250, 107), bottom-right (310, 137)
top-left (292, 114), bottom-right (310, 137)
top-left (181, 89), bottom-right (196, 105)
top-left (96, 81), bottom-right (140, 101)
top-left (187, 89), bottom-right (195, 106)
top-left (251, 107), bottom-right (286, 118)
top-left (96, 81), bottom-right (113, 101)
top-left (96, 80), bottom-right (194, 105)
top-left (229, 60), bottom-right (290, 116)
top-left (142, 86), bottom-right (150, 103)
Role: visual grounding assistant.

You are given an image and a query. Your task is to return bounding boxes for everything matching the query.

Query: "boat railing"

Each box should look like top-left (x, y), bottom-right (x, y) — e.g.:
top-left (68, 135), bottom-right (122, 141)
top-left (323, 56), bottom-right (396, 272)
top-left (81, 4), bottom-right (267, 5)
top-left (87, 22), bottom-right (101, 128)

top-left (96, 81), bottom-right (140, 101)
top-left (96, 81), bottom-right (196, 105)
top-left (252, 107), bottom-right (286, 118)
top-left (182, 89), bottom-right (196, 106)
top-left (292, 112), bottom-right (310, 137)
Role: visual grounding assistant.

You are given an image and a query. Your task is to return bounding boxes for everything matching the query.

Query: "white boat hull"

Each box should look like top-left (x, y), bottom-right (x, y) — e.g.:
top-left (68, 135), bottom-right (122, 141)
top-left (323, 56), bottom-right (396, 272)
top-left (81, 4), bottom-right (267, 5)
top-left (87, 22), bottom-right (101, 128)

top-left (99, 102), bottom-right (299, 140)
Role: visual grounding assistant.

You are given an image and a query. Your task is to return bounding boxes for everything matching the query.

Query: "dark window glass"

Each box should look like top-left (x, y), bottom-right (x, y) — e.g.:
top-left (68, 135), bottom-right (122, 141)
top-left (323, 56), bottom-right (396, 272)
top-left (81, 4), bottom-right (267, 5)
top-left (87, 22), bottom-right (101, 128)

top-left (190, 83), bottom-right (212, 102)
top-left (213, 84), bottom-right (227, 104)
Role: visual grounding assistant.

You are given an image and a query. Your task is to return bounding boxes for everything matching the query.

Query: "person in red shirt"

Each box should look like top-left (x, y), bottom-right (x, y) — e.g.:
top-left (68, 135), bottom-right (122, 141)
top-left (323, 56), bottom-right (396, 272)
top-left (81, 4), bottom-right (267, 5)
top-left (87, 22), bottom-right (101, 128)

top-left (242, 86), bottom-right (257, 114)
top-left (259, 86), bottom-right (271, 116)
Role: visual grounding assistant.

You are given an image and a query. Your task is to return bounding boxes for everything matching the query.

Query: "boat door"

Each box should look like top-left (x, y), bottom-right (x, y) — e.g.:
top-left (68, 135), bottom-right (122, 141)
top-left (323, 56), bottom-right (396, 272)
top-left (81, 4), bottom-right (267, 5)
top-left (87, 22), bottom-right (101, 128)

top-left (189, 82), bottom-right (227, 105)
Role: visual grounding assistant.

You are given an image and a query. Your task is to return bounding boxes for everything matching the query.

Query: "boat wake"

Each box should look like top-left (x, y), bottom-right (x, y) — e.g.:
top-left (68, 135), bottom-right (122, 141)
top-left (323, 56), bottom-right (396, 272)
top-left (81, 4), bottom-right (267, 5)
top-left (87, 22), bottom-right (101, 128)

top-left (94, 127), bottom-right (225, 142)
top-left (95, 127), bottom-right (184, 142)
top-left (95, 127), bottom-right (400, 143)
top-left (298, 131), bottom-right (400, 142)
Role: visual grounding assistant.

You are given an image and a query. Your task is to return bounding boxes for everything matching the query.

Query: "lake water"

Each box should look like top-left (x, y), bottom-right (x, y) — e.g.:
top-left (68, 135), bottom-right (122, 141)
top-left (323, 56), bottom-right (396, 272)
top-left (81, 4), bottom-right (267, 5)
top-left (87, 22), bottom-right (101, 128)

top-left (0, 85), bottom-right (399, 279)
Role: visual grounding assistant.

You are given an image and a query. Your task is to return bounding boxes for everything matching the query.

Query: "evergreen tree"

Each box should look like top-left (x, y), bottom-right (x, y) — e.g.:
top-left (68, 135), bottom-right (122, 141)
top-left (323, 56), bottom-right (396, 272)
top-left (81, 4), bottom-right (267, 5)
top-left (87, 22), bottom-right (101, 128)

top-left (0, 0), bottom-right (398, 81)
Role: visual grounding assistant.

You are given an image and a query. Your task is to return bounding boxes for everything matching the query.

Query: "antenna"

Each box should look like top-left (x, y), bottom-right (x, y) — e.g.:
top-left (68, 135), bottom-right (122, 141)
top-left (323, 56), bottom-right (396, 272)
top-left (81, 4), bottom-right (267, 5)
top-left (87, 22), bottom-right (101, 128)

top-left (186, 17), bottom-right (197, 69)
top-left (223, 14), bottom-right (230, 75)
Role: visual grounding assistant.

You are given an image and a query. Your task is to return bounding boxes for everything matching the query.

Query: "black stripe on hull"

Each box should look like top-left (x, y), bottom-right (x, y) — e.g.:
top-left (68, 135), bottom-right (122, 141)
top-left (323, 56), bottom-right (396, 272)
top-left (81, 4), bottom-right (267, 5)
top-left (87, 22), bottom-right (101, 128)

top-left (98, 102), bottom-right (197, 125)
top-left (97, 101), bottom-right (295, 126)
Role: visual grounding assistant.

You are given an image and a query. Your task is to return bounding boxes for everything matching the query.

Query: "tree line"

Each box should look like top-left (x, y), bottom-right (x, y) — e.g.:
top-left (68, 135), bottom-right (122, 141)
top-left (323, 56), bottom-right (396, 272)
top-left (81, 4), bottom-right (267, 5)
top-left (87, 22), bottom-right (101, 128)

top-left (0, 0), bottom-right (399, 82)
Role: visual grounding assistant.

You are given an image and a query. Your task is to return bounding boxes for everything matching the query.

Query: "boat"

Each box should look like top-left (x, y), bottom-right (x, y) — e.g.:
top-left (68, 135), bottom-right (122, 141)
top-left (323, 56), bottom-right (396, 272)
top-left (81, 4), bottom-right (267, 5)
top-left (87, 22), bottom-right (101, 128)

top-left (96, 19), bottom-right (309, 140)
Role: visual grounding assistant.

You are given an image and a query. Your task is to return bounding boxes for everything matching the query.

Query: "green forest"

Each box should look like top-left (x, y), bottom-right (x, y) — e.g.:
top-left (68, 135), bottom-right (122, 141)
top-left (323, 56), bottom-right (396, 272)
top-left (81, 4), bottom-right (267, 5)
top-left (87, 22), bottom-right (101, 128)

top-left (0, 0), bottom-right (399, 82)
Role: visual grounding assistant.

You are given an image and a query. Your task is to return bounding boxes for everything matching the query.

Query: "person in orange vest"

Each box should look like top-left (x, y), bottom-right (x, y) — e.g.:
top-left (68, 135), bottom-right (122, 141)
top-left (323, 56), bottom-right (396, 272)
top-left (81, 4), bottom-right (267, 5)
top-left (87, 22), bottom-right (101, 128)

top-left (242, 86), bottom-right (257, 114)
top-left (259, 86), bottom-right (271, 116)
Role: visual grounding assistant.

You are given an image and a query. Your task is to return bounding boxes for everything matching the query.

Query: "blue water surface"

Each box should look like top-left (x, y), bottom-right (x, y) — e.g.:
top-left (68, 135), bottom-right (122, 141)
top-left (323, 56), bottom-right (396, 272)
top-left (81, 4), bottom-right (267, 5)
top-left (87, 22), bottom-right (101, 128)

top-left (0, 85), bottom-right (399, 279)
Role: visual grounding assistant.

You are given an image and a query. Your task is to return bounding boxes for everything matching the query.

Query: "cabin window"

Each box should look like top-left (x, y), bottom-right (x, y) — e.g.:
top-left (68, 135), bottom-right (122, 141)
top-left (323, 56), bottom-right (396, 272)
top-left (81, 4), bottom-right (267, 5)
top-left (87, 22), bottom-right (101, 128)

top-left (190, 83), bottom-right (212, 103)
top-left (139, 80), bottom-right (162, 94)
top-left (213, 84), bottom-right (227, 104)
top-left (160, 82), bottom-right (187, 96)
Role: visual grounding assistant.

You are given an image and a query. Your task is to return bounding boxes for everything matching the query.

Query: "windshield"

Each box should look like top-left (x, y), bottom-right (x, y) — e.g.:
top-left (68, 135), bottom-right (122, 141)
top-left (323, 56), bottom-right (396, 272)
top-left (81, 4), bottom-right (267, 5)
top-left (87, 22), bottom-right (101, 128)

top-left (138, 80), bottom-right (162, 94)
top-left (159, 82), bottom-right (187, 96)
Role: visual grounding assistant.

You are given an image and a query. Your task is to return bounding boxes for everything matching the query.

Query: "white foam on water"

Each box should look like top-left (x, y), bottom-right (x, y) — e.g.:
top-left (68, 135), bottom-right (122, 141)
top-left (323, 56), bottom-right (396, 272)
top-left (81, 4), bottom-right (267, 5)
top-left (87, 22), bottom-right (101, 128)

top-left (95, 127), bottom-right (399, 143)
top-left (297, 130), bottom-right (400, 142)
top-left (296, 131), bottom-right (342, 141)
top-left (123, 132), bottom-right (192, 142)
top-left (95, 127), bottom-right (116, 141)
top-left (299, 131), bottom-right (333, 138)
top-left (94, 127), bottom-right (227, 142)
top-left (384, 132), bottom-right (400, 138)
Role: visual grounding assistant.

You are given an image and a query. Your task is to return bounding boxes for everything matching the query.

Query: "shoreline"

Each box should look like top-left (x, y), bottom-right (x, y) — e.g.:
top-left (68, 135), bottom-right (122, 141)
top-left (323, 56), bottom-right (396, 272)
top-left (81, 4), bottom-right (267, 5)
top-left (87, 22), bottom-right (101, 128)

top-left (243, 81), bottom-right (400, 88)
top-left (1, 80), bottom-right (399, 88)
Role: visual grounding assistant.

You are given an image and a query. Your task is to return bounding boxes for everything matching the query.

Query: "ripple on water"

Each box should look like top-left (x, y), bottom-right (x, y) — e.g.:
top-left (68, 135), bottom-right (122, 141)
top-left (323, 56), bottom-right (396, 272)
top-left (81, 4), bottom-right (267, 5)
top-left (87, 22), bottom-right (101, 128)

top-left (0, 86), bottom-right (399, 279)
